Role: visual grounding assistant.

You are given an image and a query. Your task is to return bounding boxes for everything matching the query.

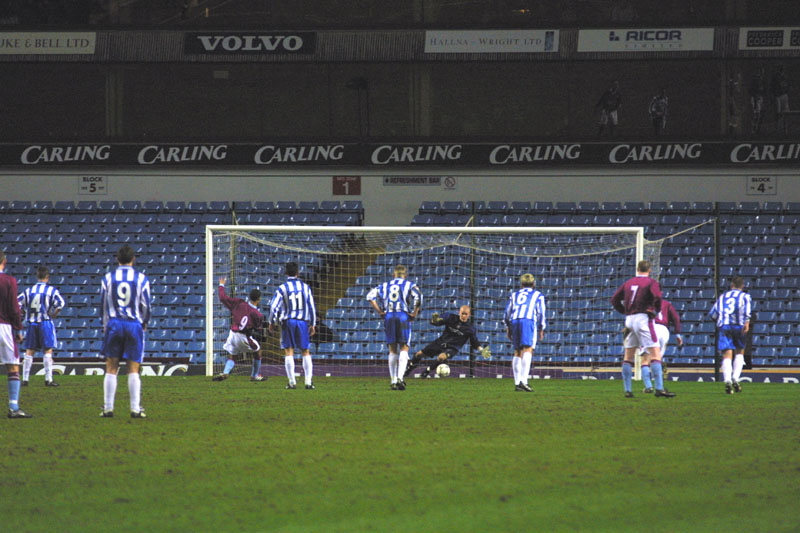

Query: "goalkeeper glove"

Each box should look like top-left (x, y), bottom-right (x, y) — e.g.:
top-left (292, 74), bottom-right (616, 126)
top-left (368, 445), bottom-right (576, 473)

top-left (430, 312), bottom-right (441, 324)
top-left (479, 346), bottom-right (491, 359)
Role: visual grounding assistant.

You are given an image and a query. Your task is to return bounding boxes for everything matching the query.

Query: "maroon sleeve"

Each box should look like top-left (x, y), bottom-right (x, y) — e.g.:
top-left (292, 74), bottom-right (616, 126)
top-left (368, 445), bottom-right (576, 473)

top-left (668, 302), bottom-right (681, 333)
top-left (1, 275), bottom-right (23, 330)
top-left (650, 279), bottom-right (663, 314)
top-left (217, 284), bottom-right (238, 311)
top-left (611, 283), bottom-right (626, 315)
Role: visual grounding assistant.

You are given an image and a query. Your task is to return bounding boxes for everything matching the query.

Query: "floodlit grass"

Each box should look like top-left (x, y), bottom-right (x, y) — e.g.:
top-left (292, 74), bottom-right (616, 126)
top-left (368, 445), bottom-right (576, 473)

top-left (2, 376), bottom-right (799, 532)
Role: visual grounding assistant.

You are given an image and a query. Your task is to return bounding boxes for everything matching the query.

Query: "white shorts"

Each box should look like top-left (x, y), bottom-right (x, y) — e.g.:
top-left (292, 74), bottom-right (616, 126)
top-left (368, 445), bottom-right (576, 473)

top-left (223, 330), bottom-right (260, 356)
top-left (623, 314), bottom-right (659, 351)
top-left (640, 324), bottom-right (670, 357)
top-left (0, 324), bottom-right (20, 365)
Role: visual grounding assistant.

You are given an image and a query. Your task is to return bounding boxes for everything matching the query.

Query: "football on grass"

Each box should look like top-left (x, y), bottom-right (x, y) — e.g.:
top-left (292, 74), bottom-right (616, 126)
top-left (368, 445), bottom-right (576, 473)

top-left (436, 364), bottom-right (451, 378)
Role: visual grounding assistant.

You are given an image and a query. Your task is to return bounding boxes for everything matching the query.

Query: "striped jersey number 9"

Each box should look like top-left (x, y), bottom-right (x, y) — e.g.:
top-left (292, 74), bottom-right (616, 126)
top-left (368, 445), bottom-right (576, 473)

top-left (117, 282), bottom-right (132, 308)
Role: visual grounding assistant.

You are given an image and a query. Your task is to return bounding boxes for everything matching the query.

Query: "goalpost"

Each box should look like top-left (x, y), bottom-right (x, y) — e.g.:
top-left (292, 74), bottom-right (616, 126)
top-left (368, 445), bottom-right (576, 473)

top-left (205, 225), bottom-right (661, 380)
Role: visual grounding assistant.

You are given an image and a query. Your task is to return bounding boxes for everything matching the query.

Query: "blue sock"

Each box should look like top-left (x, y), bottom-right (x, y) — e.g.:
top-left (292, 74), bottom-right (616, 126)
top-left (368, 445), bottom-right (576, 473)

top-left (252, 358), bottom-right (262, 377)
top-left (223, 359), bottom-right (235, 375)
top-left (651, 361), bottom-right (664, 390)
top-left (8, 374), bottom-right (21, 410)
top-left (622, 361), bottom-right (633, 392)
top-left (641, 365), bottom-right (652, 389)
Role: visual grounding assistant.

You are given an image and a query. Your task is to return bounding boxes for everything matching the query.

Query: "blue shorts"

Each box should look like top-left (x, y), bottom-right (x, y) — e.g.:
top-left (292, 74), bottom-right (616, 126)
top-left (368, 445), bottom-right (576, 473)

top-left (281, 319), bottom-right (311, 350)
top-left (718, 326), bottom-right (746, 352)
top-left (23, 321), bottom-right (57, 352)
top-left (101, 318), bottom-right (145, 363)
top-left (509, 318), bottom-right (536, 351)
top-left (384, 312), bottom-right (411, 346)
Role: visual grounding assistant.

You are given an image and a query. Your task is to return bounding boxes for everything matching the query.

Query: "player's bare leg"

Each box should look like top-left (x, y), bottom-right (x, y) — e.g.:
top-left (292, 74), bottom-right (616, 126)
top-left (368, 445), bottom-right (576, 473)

top-left (213, 355), bottom-right (236, 381)
top-left (284, 347), bottom-right (297, 388)
top-left (7, 362), bottom-right (32, 418)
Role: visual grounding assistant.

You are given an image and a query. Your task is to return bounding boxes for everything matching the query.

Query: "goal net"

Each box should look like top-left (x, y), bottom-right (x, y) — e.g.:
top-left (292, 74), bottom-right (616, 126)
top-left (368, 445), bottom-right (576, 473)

top-left (205, 225), bottom-right (662, 380)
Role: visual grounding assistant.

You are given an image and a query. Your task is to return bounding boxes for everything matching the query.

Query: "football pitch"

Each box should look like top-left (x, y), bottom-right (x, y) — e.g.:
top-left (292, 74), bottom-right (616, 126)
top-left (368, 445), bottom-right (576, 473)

top-left (3, 376), bottom-right (798, 532)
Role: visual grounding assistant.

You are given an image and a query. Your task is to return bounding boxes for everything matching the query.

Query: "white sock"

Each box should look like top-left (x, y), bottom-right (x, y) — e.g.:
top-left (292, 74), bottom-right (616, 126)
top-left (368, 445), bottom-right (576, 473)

top-left (388, 352), bottom-right (398, 383)
top-left (398, 351), bottom-right (409, 381)
top-left (22, 354), bottom-right (33, 381)
top-left (721, 358), bottom-right (732, 384)
top-left (732, 353), bottom-right (745, 381)
top-left (104, 373), bottom-right (118, 412)
top-left (128, 373), bottom-right (141, 413)
top-left (302, 355), bottom-right (313, 385)
top-left (522, 351), bottom-right (532, 385)
top-left (512, 356), bottom-right (521, 384)
top-left (284, 356), bottom-right (296, 384)
top-left (43, 354), bottom-right (53, 382)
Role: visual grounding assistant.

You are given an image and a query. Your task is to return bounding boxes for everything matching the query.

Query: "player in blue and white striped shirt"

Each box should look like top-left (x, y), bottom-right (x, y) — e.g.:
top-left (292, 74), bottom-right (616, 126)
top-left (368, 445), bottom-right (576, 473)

top-left (709, 275), bottom-right (752, 394)
top-left (18, 266), bottom-right (65, 387)
top-left (99, 245), bottom-right (151, 418)
top-left (504, 273), bottom-right (547, 392)
top-left (269, 262), bottom-right (317, 389)
top-left (367, 265), bottom-right (422, 390)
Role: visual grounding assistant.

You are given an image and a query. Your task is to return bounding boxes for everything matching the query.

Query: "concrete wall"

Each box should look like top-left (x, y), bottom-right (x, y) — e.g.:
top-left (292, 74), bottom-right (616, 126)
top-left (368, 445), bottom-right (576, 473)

top-left (1, 169), bottom-right (798, 226)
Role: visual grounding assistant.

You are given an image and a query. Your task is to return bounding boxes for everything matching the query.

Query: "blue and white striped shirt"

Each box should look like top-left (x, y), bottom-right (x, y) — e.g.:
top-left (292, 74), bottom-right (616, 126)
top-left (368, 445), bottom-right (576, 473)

top-left (101, 266), bottom-right (151, 327)
top-left (18, 282), bottom-right (65, 323)
top-left (270, 277), bottom-right (316, 326)
top-left (710, 289), bottom-right (752, 328)
top-left (366, 277), bottom-right (422, 314)
top-left (504, 288), bottom-right (547, 330)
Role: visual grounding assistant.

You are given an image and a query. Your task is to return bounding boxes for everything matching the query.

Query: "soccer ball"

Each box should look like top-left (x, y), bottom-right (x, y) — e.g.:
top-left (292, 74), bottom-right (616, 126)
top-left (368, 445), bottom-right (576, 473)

top-left (436, 364), bottom-right (451, 378)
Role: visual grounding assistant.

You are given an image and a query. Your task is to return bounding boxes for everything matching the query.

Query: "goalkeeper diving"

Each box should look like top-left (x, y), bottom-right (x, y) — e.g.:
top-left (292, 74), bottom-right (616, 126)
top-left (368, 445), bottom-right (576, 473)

top-left (404, 305), bottom-right (491, 379)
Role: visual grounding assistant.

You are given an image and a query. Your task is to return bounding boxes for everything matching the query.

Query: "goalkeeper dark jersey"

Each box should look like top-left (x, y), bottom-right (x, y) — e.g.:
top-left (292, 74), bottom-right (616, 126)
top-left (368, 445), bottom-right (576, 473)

top-left (432, 313), bottom-right (481, 352)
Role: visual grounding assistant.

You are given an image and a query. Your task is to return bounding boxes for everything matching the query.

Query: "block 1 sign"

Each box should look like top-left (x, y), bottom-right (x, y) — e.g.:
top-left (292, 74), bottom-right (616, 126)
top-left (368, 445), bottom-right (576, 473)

top-left (332, 176), bottom-right (361, 195)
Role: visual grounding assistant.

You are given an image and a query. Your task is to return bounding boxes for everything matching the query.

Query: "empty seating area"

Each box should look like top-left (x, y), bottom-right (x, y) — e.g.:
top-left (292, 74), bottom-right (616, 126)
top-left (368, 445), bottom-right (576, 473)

top-left (0, 199), bottom-right (363, 363)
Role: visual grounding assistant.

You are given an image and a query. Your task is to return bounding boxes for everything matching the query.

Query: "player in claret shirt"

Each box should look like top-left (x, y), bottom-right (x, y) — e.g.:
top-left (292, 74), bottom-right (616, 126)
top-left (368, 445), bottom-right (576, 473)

top-left (213, 277), bottom-right (265, 382)
top-left (0, 250), bottom-right (31, 418)
top-left (611, 260), bottom-right (675, 399)
top-left (639, 297), bottom-right (682, 394)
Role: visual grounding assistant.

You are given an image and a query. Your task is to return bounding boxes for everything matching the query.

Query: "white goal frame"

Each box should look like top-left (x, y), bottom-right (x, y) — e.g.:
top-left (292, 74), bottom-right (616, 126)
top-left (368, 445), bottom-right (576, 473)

top-left (205, 225), bottom-right (645, 377)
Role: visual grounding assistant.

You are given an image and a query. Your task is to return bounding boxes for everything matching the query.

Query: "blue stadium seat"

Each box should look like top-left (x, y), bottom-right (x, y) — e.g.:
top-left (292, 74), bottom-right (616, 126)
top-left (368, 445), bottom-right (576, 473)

top-left (32, 200), bottom-right (53, 212)
top-left (532, 201), bottom-right (552, 213)
top-left (142, 201), bottom-right (163, 213)
top-left (509, 201), bottom-right (530, 214)
top-left (761, 201), bottom-right (783, 213)
top-left (298, 201), bottom-right (318, 213)
top-left (252, 201), bottom-right (274, 213)
top-left (440, 201), bottom-right (463, 214)
top-left (53, 201), bottom-right (75, 213)
top-left (486, 201), bottom-right (508, 214)
top-left (623, 202), bottom-right (644, 213)
top-left (275, 201), bottom-right (296, 213)
top-left (10, 201), bottom-right (32, 212)
top-left (648, 201), bottom-right (667, 213)
top-left (319, 201), bottom-right (340, 213)
top-left (554, 202), bottom-right (576, 214)
top-left (76, 201), bottom-right (97, 213)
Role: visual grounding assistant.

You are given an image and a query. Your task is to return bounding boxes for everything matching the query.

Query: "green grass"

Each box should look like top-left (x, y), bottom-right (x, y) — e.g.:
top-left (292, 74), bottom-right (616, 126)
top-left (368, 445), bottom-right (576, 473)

top-left (2, 377), bottom-right (799, 532)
